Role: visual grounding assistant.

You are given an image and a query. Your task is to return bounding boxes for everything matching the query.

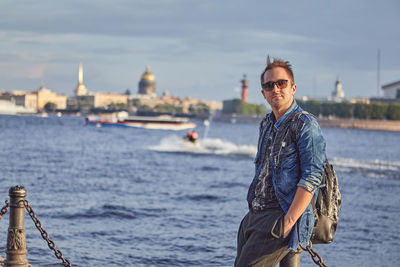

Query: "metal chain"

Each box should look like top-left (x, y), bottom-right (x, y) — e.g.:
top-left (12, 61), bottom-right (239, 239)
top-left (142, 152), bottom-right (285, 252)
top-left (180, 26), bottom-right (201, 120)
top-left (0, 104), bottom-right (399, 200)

top-left (0, 200), bottom-right (9, 220)
top-left (302, 242), bottom-right (327, 267)
top-left (22, 200), bottom-right (71, 267)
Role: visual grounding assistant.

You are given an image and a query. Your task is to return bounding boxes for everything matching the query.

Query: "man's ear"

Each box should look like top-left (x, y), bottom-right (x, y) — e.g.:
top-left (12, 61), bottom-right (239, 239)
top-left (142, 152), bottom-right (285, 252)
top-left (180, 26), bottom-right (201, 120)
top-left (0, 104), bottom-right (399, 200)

top-left (261, 89), bottom-right (267, 99)
top-left (291, 84), bottom-right (297, 95)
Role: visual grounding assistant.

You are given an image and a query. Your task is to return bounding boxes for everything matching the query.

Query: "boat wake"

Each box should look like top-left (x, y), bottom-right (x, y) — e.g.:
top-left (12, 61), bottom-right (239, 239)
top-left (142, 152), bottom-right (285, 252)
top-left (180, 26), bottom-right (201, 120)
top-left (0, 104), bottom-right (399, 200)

top-left (149, 135), bottom-right (257, 158)
top-left (330, 157), bottom-right (400, 180)
top-left (150, 137), bottom-right (400, 179)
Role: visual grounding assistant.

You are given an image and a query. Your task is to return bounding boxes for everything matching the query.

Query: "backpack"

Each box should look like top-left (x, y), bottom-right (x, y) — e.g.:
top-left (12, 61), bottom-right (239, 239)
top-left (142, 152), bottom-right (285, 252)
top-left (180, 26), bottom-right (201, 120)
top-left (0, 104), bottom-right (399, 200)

top-left (311, 160), bottom-right (341, 244)
top-left (286, 111), bottom-right (342, 244)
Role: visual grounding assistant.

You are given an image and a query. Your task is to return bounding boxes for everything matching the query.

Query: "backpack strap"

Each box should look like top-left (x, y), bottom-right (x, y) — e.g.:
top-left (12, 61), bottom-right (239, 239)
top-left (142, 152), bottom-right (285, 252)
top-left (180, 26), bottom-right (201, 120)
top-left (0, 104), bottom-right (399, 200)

top-left (257, 115), bottom-right (270, 153)
top-left (289, 110), bottom-right (310, 143)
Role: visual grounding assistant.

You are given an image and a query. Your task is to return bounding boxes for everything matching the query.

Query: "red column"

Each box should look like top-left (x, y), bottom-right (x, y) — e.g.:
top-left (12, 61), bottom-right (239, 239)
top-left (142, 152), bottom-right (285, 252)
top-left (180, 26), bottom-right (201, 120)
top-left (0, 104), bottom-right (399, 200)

top-left (241, 74), bottom-right (248, 102)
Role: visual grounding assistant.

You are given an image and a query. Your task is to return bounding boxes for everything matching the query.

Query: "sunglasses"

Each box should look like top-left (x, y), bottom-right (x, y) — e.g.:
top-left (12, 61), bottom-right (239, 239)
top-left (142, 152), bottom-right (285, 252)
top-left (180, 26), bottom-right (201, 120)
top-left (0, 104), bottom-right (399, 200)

top-left (261, 79), bottom-right (289, 91)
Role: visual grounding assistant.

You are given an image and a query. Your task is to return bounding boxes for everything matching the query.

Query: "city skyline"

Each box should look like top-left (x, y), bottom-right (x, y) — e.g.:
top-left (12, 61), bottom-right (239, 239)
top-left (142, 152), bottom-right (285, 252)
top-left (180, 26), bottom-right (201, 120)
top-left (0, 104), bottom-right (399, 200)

top-left (0, 0), bottom-right (399, 104)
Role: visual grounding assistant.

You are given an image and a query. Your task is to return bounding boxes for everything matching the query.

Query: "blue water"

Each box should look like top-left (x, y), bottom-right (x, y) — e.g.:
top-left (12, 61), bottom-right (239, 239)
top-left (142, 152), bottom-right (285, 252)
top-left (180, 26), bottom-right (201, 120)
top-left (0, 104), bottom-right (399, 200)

top-left (0, 114), bottom-right (399, 266)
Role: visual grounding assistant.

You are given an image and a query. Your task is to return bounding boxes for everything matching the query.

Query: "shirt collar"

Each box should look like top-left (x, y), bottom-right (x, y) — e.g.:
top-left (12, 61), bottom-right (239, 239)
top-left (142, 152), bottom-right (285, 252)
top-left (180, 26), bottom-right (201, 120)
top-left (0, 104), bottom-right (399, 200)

top-left (268, 100), bottom-right (298, 130)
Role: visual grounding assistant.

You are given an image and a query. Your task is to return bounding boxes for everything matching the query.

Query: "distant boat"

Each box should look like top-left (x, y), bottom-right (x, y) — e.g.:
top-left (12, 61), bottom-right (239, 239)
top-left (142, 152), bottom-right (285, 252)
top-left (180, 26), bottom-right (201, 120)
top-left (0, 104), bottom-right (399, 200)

top-left (85, 112), bottom-right (196, 130)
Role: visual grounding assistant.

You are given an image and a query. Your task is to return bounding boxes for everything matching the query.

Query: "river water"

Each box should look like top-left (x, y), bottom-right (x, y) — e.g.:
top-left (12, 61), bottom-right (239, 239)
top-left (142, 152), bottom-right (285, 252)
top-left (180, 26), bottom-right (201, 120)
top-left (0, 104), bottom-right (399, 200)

top-left (0, 114), bottom-right (399, 267)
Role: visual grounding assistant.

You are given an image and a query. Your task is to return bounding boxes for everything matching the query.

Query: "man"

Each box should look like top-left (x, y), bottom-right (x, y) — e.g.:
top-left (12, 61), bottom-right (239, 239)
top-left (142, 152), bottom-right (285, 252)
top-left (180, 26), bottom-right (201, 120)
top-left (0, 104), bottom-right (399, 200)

top-left (235, 56), bottom-right (327, 267)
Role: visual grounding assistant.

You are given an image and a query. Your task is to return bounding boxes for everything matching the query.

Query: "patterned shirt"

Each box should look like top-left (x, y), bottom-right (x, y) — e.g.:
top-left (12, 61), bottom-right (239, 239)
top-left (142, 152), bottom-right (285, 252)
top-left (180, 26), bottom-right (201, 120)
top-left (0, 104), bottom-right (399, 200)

top-left (252, 126), bottom-right (280, 211)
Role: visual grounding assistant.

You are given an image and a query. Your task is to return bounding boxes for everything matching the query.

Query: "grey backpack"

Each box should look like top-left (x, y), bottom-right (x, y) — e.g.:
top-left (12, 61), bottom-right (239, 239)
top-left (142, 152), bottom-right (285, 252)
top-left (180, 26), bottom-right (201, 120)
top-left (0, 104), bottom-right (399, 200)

top-left (311, 160), bottom-right (341, 244)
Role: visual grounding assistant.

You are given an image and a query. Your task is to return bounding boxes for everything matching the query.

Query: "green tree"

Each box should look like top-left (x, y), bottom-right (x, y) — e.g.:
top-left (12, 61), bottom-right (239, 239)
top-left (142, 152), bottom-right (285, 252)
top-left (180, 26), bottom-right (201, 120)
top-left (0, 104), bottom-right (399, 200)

top-left (334, 102), bottom-right (354, 118)
top-left (189, 103), bottom-right (210, 114)
top-left (222, 99), bottom-right (266, 116)
top-left (107, 102), bottom-right (127, 109)
top-left (354, 103), bottom-right (372, 119)
top-left (386, 104), bottom-right (400, 120)
top-left (138, 104), bottom-right (151, 111)
top-left (154, 104), bottom-right (184, 113)
top-left (297, 99), bottom-right (321, 116)
top-left (130, 99), bottom-right (141, 107)
top-left (370, 103), bottom-right (388, 120)
top-left (321, 102), bottom-right (335, 117)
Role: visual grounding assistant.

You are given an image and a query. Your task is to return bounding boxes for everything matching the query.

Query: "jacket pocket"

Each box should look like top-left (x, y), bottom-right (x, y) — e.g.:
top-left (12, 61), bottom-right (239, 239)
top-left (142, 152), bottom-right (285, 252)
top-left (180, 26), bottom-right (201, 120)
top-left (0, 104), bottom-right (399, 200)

top-left (279, 143), bottom-right (296, 158)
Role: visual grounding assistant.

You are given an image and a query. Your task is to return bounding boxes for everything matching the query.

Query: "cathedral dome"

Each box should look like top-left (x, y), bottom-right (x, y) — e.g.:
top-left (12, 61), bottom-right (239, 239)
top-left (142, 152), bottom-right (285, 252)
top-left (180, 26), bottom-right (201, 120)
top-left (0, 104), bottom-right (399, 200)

top-left (141, 65), bottom-right (155, 82)
top-left (138, 65), bottom-right (156, 96)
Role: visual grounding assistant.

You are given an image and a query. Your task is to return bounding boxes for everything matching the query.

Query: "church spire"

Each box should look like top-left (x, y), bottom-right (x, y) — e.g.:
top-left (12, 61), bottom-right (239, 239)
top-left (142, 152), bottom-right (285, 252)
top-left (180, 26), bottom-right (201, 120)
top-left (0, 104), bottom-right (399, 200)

top-left (78, 62), bottom-right (83, 85)
top-left (74, 63), bottom-right (88, 96)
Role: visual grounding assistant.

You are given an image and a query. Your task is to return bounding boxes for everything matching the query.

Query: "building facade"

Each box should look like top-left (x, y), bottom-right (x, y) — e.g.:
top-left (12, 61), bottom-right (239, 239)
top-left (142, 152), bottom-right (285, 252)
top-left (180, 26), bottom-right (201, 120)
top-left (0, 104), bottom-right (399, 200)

top-left (382, 80), bottom-right (400, 99)
top-left (92, 93), bottom-right (128, 107)
top-left (128, 94), bottom-right (222, 113)
top-left (36, 87), bottom-right (67, 110)
top-left (0, 88), bottom-right (67, 111)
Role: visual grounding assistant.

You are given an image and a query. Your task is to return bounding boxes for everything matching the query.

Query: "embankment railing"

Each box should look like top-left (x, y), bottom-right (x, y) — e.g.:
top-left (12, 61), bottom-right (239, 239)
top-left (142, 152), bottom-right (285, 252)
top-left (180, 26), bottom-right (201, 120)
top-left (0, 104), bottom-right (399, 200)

top-left (0, 185), bottom-right (71, 267)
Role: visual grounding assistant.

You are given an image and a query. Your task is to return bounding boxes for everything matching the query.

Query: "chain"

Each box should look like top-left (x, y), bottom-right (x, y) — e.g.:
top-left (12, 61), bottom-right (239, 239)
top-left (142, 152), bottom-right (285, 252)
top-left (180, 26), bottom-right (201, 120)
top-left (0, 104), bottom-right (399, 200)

top-left (0, 200), bottom-right (9, 220)
top-left (22, 200), bottom-right (71, 267)
top-left (301, 242), bottom-right (327, 267)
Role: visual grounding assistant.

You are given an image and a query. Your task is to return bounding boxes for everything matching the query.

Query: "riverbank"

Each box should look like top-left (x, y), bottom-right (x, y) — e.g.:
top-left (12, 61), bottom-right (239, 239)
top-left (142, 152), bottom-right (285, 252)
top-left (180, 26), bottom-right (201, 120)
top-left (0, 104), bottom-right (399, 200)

top-left (214, 113), bottom-right (400, 131)
top-left (317, 117), bottom-right (400, 131)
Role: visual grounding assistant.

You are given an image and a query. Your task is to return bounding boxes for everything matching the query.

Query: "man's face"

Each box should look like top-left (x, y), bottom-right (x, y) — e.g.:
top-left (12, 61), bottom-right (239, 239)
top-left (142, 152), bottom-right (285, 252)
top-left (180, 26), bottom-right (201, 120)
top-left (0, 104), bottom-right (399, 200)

top-left (261, 67), bottom-right (296, 112)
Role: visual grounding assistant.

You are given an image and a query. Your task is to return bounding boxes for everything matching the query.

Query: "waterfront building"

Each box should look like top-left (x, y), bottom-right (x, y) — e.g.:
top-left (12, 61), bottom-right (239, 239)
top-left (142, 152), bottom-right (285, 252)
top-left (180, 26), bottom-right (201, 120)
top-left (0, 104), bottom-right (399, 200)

top-left (69, 63), bottom-right (128, 109)
top-left (128, 93), bottom-right (222, 113)
top-left (36, 86), bottom-right (67, 110)
top-left (70, 92), bottom-right (128, 109)
top-left (0, 99), bottom-right (35, 114)
top-left (91, 93), bottom-right (128, 108)
top-left (138, 65), bottom-right (156, 96)
top-left (382, 80), bottom-right (400, 99)
top-left (0, 87), bottom-right (67, 112)
top-left (130, 64), bottom-right (221, 113)
top-left (332, 77), bottom-right (345, 101)
top-left (0, 91), bottom-right (37, 111)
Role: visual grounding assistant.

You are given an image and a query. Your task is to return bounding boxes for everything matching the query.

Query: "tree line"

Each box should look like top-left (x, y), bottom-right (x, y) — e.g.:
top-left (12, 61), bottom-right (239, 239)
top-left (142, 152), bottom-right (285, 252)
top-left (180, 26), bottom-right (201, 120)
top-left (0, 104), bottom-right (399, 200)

top-left (297, 100), bottom-right (400, 120)
top-left (222, 99), bottom-right (266, 116)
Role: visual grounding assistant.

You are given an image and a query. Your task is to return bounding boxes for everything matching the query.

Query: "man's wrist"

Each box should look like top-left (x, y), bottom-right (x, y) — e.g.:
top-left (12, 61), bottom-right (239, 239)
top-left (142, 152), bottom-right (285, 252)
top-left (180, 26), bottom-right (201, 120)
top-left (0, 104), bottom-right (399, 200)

top-left (284, 215), bottom-right (296, 229)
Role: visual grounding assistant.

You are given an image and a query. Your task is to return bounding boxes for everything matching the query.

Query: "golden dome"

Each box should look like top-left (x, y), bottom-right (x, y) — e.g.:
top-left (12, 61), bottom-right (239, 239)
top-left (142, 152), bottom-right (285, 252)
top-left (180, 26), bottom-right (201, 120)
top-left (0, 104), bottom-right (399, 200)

top-left (141, 65), bottom-right (155, 82)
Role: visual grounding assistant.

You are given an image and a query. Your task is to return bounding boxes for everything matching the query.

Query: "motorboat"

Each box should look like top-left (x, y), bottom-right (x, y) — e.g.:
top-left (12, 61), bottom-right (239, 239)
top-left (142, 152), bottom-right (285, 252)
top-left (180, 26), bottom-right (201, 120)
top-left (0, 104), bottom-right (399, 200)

top-left (85, 112), bottom-right (196, 130)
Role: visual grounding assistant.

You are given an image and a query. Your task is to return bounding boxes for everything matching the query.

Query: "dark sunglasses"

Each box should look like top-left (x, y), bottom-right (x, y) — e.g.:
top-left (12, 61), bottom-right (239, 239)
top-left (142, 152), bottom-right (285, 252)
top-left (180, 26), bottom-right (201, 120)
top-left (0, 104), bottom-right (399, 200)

top-left (261, 79), bottom-right (289, 91)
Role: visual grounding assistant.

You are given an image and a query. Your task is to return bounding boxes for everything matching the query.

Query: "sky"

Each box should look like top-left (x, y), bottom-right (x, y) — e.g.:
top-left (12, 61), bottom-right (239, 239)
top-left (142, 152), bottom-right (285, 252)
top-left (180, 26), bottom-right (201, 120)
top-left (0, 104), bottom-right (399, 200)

top-left (0, 0), bottom-right (399, 104)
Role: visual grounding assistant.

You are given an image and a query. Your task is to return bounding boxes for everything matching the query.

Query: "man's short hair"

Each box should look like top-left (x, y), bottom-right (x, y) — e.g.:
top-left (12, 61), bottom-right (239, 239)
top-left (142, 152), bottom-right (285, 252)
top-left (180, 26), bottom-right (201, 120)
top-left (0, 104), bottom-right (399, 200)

top-left (260, 56), bottom-right (295, 85)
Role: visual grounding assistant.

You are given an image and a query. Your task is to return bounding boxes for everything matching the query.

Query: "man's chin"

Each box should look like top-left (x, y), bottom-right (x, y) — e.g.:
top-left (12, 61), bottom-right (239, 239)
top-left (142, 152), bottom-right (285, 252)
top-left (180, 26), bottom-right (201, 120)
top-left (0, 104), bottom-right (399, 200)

top-left (272, 99), bottom-right (282, 106)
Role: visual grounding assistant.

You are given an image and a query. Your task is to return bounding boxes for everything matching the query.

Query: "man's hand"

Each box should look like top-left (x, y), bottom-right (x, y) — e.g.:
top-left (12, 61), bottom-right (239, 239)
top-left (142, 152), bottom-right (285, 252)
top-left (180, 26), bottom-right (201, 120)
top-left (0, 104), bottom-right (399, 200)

top-left (283, 216), bottom-right (295, 238)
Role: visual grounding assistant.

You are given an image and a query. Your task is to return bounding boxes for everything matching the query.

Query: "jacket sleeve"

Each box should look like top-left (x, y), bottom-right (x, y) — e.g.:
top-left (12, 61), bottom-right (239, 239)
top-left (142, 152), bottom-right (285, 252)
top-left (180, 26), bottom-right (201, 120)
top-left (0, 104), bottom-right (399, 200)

top-left (296, 115), bottom-right (326, 193)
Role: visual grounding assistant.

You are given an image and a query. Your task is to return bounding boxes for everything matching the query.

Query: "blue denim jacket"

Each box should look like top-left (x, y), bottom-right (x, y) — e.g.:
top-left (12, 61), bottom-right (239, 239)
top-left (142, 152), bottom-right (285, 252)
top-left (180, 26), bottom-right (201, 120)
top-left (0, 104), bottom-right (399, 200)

top-left (247, 101), bottom-right (326, 250)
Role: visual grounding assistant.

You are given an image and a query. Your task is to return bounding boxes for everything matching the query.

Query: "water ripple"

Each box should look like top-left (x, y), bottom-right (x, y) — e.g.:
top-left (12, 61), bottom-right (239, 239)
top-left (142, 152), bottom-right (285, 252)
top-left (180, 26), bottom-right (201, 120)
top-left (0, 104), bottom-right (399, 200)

top-left (54, 205), bottom-right (165, 220)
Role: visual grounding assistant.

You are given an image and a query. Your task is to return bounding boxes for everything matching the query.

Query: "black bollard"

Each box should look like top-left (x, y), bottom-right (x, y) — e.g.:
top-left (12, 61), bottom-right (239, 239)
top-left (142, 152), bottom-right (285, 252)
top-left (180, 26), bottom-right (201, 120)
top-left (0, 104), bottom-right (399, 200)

top-left (5, 185), bottom-right (29, 267)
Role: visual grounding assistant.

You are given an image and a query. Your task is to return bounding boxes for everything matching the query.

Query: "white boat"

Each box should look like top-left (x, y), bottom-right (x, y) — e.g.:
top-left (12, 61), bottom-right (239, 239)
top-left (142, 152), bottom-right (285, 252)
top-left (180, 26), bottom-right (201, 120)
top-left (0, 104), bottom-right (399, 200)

top-left (85, 112), bottom-right (196, 130)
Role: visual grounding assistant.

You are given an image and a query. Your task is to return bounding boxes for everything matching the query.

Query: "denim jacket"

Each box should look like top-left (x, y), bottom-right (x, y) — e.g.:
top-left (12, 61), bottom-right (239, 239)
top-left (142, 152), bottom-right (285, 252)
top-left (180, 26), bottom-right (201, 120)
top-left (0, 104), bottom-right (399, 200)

top-left (247, 101), bottom-right (327, 250)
